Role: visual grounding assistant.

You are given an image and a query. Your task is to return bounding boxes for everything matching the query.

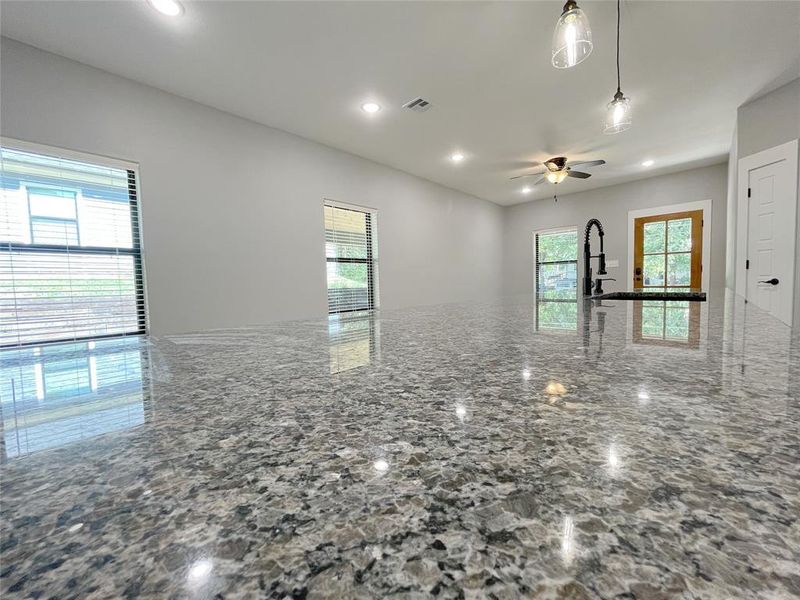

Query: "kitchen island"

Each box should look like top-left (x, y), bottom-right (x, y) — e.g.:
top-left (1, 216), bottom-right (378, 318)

top-left (1, 289), bottom-right (797, 599)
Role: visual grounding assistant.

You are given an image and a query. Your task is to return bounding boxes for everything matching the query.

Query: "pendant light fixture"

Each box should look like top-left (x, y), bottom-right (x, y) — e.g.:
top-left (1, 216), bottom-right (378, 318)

top-left (604, 0), bottom-right (631, 134)
top-left (551, 1), bottom-right (593, 69)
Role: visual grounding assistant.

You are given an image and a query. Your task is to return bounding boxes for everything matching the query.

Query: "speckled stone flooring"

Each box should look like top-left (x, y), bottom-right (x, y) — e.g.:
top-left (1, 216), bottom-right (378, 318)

top-left (1, 290), bottom-right (798, 599)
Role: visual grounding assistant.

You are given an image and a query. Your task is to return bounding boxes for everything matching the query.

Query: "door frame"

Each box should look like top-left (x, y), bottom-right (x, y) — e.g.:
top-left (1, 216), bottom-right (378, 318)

top-left (735, 139), bottom-right (798, 321)
top-left (627, 199), bottom-right (713, 291)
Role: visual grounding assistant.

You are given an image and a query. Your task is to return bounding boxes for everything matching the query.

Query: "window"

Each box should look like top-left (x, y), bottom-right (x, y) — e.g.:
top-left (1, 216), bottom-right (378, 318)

top-left (535, 228), bottom-right (578, 331)
top-left (633, 210), bottom-right (702, 288)
top-left (324, 201), bottom-right (378, 314)
top-left (0, 143), bottom-right (146, 347)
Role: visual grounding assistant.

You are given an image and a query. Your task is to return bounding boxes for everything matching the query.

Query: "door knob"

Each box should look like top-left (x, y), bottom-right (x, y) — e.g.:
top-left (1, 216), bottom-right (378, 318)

top-left (758, 278), bottom-right (779, 285)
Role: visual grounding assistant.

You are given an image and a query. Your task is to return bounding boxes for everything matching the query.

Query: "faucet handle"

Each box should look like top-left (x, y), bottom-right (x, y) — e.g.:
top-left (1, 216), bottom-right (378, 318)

top-left (593, 277), bottom-right (615, 295)
top-left (598, 253), bottom-right (607, 275)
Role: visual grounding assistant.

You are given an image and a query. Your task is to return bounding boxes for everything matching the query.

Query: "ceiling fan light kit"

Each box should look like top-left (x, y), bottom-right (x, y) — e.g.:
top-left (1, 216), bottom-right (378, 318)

top-left (546, 170), bottom-right (569, 184)
top-left (551, 0), bottom-right (593, 69)
top-left (510, 156), bottom-right (606, 194)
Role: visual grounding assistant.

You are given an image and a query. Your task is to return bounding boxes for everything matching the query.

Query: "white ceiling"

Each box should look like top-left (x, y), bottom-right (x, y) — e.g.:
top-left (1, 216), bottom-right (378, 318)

top-left (2, 1), bottom-right (799, 205)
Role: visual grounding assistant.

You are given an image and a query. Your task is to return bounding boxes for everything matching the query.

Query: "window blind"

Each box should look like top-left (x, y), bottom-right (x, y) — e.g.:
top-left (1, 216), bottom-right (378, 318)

top-left (0, 145), bottom-right (146, 347)
top-left (324, 202), bottom-right (378, 314)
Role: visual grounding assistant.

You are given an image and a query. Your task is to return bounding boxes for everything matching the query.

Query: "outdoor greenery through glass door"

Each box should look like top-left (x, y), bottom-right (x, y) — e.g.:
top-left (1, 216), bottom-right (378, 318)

top-left (633, 209), bottom-right (703, 347)
top-left (642, 218), bottom-right (692, 286)
top-left (634, 209), bottom-right (702, 290)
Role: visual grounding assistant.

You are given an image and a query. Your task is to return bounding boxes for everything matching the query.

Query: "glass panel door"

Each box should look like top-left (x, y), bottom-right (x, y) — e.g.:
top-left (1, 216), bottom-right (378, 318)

top-left (633, 210), bottom-right (703, 289)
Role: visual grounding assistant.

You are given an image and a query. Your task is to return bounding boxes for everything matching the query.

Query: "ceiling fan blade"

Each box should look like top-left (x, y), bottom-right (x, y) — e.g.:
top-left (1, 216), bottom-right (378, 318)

top-left (509, 169), bottom-right (546, 180)
top-left (567, 159), bottom-right (606, 169)
top-left (567, 170), bottom-right (592, 179)
top-left (532, 176), bottom-right (547, 186)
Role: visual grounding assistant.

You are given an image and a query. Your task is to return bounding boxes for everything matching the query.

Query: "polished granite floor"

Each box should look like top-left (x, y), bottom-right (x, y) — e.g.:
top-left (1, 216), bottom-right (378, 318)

top-left (1, 290), bottom-right (798, 599)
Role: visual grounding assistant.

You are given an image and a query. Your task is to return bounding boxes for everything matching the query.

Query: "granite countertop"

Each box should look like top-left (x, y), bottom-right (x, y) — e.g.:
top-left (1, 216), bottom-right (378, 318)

top-left (1, 290), bottom-right (798, 599)
top-left (595, 288), bottom-right (707, 301)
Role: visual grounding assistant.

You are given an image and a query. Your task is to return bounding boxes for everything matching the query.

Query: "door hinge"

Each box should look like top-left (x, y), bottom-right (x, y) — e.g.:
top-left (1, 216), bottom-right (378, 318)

top-left (701, 219), bottom-right (704, 226)
top-left (747, 188), bottom-right (751, 198)
top-left (746, 259), bottom-right (750, 270)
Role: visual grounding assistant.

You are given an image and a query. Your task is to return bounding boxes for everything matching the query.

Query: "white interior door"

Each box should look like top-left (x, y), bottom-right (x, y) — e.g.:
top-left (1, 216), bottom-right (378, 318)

top-left (744, 156), bottom-right (796, 325)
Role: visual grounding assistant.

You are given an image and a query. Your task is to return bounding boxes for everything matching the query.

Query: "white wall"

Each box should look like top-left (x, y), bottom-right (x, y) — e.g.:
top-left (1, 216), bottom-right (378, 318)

top-left (737, 79), bottom-right (800, 159)
top-left (727, 78), bottom-right (800, 326)
top-left (502, 164), bottom-right (728, 296)
top-left (0, 39), bottom-right (504, 335)
top-left (724, 125), bottom-right (738, 291)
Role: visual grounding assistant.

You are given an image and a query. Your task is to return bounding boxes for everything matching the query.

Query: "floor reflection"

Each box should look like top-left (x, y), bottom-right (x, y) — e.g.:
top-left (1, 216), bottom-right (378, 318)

top-left (535, 298), bottom-right (578, 331)
top-left (560, 515), bottom-right (576, 567)
top-left (328, 313), bottom-right (379, 374)
top-left (580, 299), bottom-right (608, 362)
top-left (0, 337), bottom-right (149, 459)
top-left (633, 300), bottom-right (701, 348)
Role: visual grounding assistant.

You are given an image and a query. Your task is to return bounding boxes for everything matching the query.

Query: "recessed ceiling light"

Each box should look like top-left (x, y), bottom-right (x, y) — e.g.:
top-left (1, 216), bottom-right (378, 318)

top-left (522, 186), bottom-right (532, 194)
top-left (450, 153), bottom-right (465, 163)
top-left (147, 0), bottom-right (183, 16)
top-left (361, 102), bottom-right (381, 114)
top-left (642, 160), bottom-right (654, 167)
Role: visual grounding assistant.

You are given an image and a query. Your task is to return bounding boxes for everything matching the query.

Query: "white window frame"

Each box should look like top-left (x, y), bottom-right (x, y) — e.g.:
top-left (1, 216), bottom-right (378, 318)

top-left (323, 198), bottom-right (379, 314)
top-left (1, 137), bottom-right (150, 346)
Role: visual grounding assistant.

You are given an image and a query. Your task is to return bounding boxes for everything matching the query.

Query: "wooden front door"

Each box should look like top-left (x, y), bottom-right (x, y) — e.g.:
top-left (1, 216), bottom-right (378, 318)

top-left (633, 210), bottom-right (703, 289)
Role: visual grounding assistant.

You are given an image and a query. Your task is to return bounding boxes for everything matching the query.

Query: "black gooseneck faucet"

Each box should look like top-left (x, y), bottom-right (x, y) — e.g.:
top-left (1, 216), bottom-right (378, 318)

top-left (583, 219), bottom-right (608, 296)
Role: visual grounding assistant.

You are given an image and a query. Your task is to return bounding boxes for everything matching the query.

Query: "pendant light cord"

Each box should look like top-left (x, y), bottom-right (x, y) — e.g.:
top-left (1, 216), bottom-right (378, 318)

top-left (616, 0), bottom-right (621, 93)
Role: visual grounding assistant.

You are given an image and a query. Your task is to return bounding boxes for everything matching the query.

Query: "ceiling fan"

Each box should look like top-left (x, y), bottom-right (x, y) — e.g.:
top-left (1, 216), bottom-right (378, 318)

top-left (510, 156), bottom-right (606, 186)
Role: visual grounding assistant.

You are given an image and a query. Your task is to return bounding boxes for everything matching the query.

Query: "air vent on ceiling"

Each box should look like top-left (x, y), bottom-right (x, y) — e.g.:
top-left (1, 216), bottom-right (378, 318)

top-left (402, 97), bottom-right (432, 113)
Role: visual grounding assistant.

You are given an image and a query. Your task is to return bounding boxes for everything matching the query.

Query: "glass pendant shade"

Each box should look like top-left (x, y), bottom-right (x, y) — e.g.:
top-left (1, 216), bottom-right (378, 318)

top-left (546, 170), bottom-right (569, 184)
top-left (552, 1), bottom-right (593, 69)
top-left (604, 91), bottom-right (632, 134)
